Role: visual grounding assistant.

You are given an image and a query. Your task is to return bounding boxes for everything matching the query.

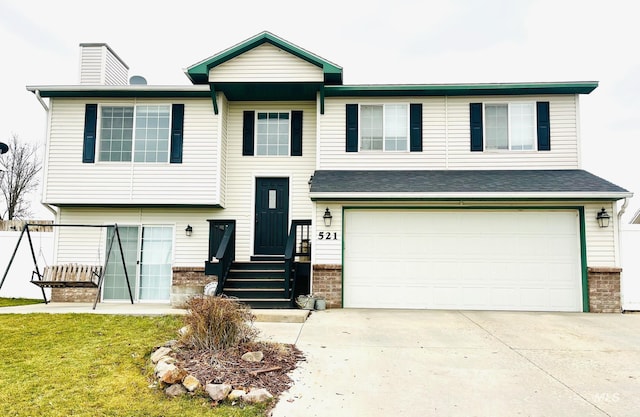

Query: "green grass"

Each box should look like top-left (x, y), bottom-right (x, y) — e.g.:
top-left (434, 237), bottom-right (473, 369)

top-left (0, 314), bottom-right (266, 417)
top-left (0, 297), bottom-right (44, 307)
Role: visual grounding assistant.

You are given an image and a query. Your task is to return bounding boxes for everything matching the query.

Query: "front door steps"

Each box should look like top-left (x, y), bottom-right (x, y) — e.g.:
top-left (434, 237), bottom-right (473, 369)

top-left (221, 260), bottom-right (293, 309)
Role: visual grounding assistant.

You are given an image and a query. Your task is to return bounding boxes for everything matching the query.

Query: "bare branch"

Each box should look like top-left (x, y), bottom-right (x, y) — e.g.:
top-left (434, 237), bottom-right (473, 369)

top-left (0, 134), bottom-right (42, 220)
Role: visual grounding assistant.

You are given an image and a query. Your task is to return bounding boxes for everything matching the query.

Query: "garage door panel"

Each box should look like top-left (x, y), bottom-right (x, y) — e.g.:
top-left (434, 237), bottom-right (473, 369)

top-left (343, 209), bottom-right (582, 311)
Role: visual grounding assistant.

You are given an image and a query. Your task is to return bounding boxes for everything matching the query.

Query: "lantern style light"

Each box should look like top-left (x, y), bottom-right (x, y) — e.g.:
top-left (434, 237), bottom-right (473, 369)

top-left (323, 208), bottom-right (333, 227)
top-left (596, 208), bottom-right (610, 228)
top-left (185, 224), bottom-right (193, 236)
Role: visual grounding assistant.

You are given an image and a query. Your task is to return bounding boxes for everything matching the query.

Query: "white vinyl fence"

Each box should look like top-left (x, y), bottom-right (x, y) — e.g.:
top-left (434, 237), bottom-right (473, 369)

top-left (0, 230), bottom-right (53, 299)
top-left (621, 226), bottom-right (640, 311)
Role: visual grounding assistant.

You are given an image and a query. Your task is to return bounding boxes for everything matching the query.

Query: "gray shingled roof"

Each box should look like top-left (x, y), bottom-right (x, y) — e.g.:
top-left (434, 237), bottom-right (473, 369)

top-left (309, 170), bottom-right (630, 198)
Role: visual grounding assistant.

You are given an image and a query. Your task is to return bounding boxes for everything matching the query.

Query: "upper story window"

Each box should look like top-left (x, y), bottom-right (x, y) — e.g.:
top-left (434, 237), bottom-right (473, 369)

top-left (485, 103), bottom-right (535, 151)
top-left (360, 104), bottom-right (408, 151)
top-left (99, 105), bottom-right (171, 162)
top-left (256, 112), bottom-right (289, 156)
top-left (470, 101), bottom-right (549, 153)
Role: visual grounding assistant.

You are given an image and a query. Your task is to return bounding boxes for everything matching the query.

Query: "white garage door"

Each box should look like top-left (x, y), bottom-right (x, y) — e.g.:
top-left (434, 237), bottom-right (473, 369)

top-left (343, 209), bottom-right (582, 311)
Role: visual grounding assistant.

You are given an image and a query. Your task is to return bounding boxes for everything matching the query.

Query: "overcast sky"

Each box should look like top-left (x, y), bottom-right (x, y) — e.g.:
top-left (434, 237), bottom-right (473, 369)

top-left (1, 0), bottom-right (638, 221)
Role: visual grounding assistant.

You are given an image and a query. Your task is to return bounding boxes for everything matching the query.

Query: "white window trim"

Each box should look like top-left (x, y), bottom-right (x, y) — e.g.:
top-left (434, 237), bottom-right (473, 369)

top-left (254, 110), bottom-right (291, 157)
top-left (96, 103), bottom-right (172, 164)
top-left (358, 103), bottom-right (410, 152)
top-left (483, 102), bottom-right (537, 152)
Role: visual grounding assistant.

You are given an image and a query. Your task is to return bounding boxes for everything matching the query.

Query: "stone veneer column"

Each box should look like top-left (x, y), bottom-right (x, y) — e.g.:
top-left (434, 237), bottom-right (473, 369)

top-left (587, 267), bottom-right (621, 313)
top-left (312, 264), bottom-right (342, 308)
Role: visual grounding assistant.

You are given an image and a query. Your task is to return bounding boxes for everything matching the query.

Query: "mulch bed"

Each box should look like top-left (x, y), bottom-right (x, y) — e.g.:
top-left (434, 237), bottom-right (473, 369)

top-left (173, 340), bottom-right (305, 398)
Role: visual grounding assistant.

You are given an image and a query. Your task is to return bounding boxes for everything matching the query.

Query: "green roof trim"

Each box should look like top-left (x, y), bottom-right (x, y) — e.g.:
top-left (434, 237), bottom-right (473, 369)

top-left (185, 31), bottom-right (343, 85)
top-left (324, 82), bottom-right (598, 97)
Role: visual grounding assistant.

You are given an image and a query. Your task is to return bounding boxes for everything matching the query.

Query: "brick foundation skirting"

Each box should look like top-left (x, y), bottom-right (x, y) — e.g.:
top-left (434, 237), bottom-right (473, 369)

top-left (171, 267), bottom-right (216, 307)
top-left (51, 287), bottom-right (98, 303)
top-left (312, 264), bottom-right (342, 309)
top-left (172, 267), bottom-right (212, 287)
top-left (588, 267), bottom-right (622, 313)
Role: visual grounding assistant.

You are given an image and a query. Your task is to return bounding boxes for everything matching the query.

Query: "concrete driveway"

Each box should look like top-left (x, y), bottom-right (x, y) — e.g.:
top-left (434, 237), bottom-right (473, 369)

top-left (256, 309), bottom-right (640, 417)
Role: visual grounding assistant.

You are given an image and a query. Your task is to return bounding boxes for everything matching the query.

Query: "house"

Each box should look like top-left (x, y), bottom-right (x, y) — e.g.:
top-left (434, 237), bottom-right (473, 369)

top-left (26, 31), bottom-right (631, 312)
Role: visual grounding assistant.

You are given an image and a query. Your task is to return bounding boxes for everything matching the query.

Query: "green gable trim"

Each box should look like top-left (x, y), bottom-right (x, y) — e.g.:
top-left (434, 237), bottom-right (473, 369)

top-left (325, 82), bottom-right (598, 97)
top-left (186, 31), bottom-right (343, 85)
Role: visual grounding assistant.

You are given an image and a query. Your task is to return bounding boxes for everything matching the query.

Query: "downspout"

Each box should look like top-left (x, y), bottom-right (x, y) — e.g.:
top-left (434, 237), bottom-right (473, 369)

top-left (34, 89), bottom-right (49, 112)
top-left (34, 90), bottom-right (53, 219)
top-left (617, 197), bottom-right (629, 311)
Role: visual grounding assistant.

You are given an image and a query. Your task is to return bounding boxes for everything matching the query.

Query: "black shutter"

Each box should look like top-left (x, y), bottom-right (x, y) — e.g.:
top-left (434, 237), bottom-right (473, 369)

top-left (409, 103), bottom-right (423, 152)
top-left (82, 104), bottom-right (97, 163)
top-left (242, 111), bottom-right (255, 156)
top-left (170, 104), bottom-right (184, 163)
top-left (291, 110), bottom-right (303, 156)
top-left (346, 104), bottom-right (358, 152)
top-left (470, 103), bottom-right (483, 152)
top-left (536, 101), bottom-right (550, 151)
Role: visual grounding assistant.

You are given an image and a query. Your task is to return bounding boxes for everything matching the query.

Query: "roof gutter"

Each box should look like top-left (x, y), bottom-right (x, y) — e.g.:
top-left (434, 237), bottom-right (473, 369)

top-left (310, 191), bottom-right (633, 201)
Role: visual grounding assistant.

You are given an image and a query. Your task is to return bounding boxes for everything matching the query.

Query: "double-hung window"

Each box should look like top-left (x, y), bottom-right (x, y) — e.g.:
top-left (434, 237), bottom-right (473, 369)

top-left (484, 103), bottom-right (535, 151)
top-left (256, 112), bottom-right (289, 156)
top-left (360, 104), bottom-right (409, 151)
top-left (99, 105), bottom-right (171, 162)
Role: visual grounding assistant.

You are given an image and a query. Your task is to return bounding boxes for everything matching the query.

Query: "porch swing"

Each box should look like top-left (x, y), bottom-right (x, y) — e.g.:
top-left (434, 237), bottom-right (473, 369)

top-left (0, 223), bottom-right (134, 310)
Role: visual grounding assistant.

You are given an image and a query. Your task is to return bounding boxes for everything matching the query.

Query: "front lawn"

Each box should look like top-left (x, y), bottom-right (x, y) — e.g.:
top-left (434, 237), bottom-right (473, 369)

top-left (0, 297), bottom-right (44, 307)
top-left (0, 313), bottom-right (265, 417)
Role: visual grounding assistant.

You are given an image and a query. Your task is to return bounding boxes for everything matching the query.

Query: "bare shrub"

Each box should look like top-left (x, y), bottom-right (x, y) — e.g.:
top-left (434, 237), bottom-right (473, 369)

top-left (180, 295), bottom-right (258, 351)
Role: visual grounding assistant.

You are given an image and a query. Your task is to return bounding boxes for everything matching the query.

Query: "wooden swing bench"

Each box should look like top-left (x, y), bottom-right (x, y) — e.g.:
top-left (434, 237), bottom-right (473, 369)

top-left (31, 263), bottom-right (103, 289)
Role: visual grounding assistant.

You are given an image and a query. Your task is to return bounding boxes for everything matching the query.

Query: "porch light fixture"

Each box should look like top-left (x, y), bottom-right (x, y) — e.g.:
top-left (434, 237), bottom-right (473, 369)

top-left (308, 175), bottom-right (314, 191)
top-left (596, 208), bottom-right (611, 228)
top-left (323, 208), bottom-right (333, 227)
top-left (185, 224), bottom-right (193, 236)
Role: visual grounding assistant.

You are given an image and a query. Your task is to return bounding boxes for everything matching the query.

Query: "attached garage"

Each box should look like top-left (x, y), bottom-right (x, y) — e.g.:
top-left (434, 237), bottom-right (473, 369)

top-left (343, 209), bottom-right (583, 311)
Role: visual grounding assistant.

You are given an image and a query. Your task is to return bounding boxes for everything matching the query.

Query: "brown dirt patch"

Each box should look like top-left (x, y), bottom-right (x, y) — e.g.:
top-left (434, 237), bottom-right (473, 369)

top-left (173, 340), bottom-right (305, 399)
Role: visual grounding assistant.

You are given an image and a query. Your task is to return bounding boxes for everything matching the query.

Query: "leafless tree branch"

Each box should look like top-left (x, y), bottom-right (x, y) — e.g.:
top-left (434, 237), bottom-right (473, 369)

top-left (0, 134), bottom-right (42, 220)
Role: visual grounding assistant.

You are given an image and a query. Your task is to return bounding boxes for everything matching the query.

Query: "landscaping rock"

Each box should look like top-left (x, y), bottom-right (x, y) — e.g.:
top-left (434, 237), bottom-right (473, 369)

top-left (151, 346), bottom-right (172, 364)
top-left (165, 383), bottom-right (187, 398)
top-left (241, 351), bottom-right (264, 362)
top-left (160, 367), bottom-right (188, 385)
top-left (205, 383), bottom-right (232, 401)
top-left (228, 389), bottom-right (246, 401)
top-left (154, 360), bottom-right (175, 379)
top-left (244, 388), bottom-right (273, 403)
top-left (182, 375), bottom-right (200, 392)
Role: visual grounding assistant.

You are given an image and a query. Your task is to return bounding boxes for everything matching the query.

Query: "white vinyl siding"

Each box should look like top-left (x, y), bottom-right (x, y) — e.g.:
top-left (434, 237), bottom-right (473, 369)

top-left (43, 98), bottom-right (219, 205)
top-left (54, 207), bottom-right (215, 268)
top-left (223, 101), bottom-right (316, 261)
top-left (209, 43), bottom-right (324, 83)
top-left (318, 95), bottom-right (579, 170)
top-left (79, 44), bottom-right (128, 86)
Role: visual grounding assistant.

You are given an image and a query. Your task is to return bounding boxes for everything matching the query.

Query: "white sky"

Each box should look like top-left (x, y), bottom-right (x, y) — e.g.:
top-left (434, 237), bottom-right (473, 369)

top-left (0, 0), bottom-right (638, 221)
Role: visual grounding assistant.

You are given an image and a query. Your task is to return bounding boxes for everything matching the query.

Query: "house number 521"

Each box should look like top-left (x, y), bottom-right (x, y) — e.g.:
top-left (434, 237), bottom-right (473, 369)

top-left (318, 232), bottom-right (338, 240)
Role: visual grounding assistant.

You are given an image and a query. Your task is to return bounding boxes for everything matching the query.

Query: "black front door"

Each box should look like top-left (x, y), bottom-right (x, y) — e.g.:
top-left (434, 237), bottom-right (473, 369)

top-left (254, 177), bottom-right (289, 255)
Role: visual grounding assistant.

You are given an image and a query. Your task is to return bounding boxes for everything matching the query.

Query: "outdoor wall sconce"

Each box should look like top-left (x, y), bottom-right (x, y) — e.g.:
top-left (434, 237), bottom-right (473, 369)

top-left (323, 208), bottom-right (333, 227)
top-left (596, 208), bottom-right (611, 228)
top-left (308, 175), bottom-right (314, 191)
top-left (185, 224), bottom-right (193, 236)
